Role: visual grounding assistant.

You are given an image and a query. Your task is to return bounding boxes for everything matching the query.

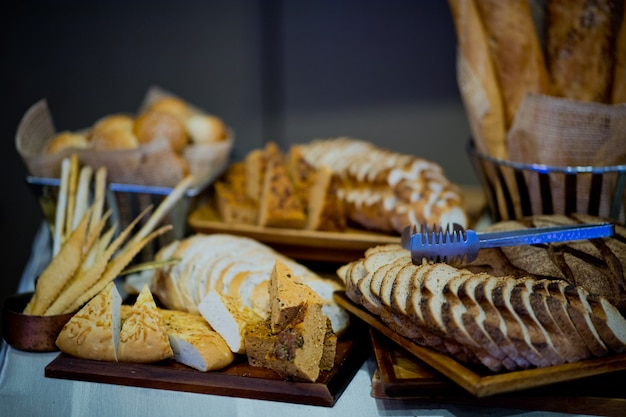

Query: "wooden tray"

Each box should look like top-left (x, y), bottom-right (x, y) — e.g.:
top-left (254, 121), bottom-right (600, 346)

top-left (187, 186), bottom-right (486, 264)
top-left (334, 291), bottom-right (626, 398)
top-left (188, 203), bottom-right (399, 263)
top-left (370, 329), bottom-right (626, 417)
top-left (45, 321), bottom-right (371, 407)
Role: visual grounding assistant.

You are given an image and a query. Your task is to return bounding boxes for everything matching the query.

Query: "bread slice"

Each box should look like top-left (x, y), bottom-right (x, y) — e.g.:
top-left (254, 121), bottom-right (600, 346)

top-left (457, 274), bottom-right (519, 370)
top-left (55, 281), bottom-right (121, 362)
top-left (585, 293), bottom-right (626, 354)
top-left (198, 291), bottom-right (261, 354)
top-left (117, 285), bottom-right (173, 363)
top-left (269, 259), bottom-right (322, 333)
top-left (244, 148), bottom-right (266, 202)
top-left (287, 144), bottom-right (317, 210)
top-left (160, 309), bottom-right (234, 371)
top-left (305, 165), bottom-right (347, 231)
top-left (257, 144), bottom-right (306, 229)
top-left (214, 181), bottom-right (258, 225)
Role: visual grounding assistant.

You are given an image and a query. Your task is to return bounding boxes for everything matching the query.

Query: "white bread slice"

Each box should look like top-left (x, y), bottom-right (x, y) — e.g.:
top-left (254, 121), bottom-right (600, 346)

top-left (531, 280), bottom-right (591, 362)
top-left (586, 293), bottom-right (626, 354)
top-left (559, 283), bottom-right (609, 357)
top-left (55, 281), bottom-right (122, 362)
top-left (364, 259), bottom-right (405, 315)
top-left (150, 240), bottom-right (184, 310)
top-left (441, 274), bottom-right (503, 371)
top-left (198, 291), bottom-right (261, 354)
top-left (117, 285), bottom-right (173, 363)
top-left (473, 277), bottom-right (533, 369)
top-left (160, 309), bottom-right (234, 371)
top-left (490, 278), bottom-right (551, 367)
top-left (456, 274), bottom-right (519, 370)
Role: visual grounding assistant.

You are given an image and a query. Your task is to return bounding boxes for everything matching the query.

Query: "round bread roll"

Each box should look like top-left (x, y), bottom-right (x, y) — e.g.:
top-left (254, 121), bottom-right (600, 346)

top-left (92, 114), bottom-right (135, 136)
top-left (146, 97), bottom-right (190, 123)
top-left (45, 131), bottom-right (90, 154)
top-left (133, 111), bottom-right (188, 153)
top-left (90, 128), bottom-right (139, 151)
top-left (186, 113), bottom-right (227, 144)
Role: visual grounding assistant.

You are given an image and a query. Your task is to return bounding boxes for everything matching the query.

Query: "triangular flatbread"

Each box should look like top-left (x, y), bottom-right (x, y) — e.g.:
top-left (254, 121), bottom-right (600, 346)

top-left (117, 285), bottom-right (173, 363)
top-left (55, 281), bottom-right (121, 361)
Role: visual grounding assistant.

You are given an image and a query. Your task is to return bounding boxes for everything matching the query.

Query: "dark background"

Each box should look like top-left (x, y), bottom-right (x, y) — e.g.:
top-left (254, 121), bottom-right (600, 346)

top-left (0, 1), bottom-right (474, 318)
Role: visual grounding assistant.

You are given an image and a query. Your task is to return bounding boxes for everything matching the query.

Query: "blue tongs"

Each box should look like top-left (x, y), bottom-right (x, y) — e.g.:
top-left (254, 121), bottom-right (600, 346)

top-left (401, 222), bottom-right (615, 264)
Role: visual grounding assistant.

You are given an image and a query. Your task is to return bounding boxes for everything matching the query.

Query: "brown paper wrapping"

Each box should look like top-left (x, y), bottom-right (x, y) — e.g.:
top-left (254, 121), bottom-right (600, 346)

top-left (15, 86), bottom-right (234, 189)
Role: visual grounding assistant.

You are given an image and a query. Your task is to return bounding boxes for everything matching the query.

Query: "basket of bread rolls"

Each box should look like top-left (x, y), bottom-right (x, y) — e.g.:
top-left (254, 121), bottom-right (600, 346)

top-left (16, 86), bottom-right (234, 260)
top-left (450, 0), bottom-right (626, 223)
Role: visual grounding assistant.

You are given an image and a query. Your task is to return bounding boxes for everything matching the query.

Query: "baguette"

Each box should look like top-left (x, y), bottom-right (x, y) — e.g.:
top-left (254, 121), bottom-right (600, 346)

top-left (474, 0), bottom-right (551, 128)
top-left (546, 0), bottom-right (616, 103)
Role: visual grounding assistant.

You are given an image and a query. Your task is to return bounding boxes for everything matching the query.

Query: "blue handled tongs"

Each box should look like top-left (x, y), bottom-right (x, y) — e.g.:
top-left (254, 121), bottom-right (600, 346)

top-left (401, 222), bottom-right (615, 264)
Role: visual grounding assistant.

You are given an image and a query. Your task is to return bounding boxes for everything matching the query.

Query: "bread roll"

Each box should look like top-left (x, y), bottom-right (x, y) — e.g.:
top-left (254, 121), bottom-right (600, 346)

top-left (147, 96), bottom-right (191, 123)
top-left (90, 113), bottom-right (138, 150)
top-left (133, 111), bottom-right (188, 153)
top-left (546, 0), bottom-right (616, 103)
top-left (474, 0), bottom-right (551, 128)
top-left (45, 131), bottom-right (89, 154)
top-left (186, 113), bottom-right (227, 144)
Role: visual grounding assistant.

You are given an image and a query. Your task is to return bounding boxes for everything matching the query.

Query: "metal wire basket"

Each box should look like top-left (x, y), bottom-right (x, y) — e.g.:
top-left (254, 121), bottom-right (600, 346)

top-left (467, 141), bottom-right (626, 223)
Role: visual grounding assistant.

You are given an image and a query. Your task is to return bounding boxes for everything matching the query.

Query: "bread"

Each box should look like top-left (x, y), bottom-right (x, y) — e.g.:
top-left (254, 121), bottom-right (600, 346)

top-left (214, 181), bottom-right (258, 225)
top-left (297, 138), bottom-right (467, 234)
top-left (151, 234), bottom-right (350, 337)
top-left (186, 113), bottom-right (227, 144)
top-left (339, 243), bottom-right (626, 371)
top-left (90, 128), bottom-right (139, 151)
top-left (257, 143), bottom-right (306, 229)
top-left (448, 0), bottom-right (506, 159)
top-left (146, 96), bottom-right (191, 123)
top-left (117, 285), bottom-right (173, 363)
top-left (546, 0), bottom-right (616, 103)
top-left (464, 214), bottom-right (626, 310)
top-left (92, 114), bottom-right (135, 136)
top-left (133, 111), bottom-right (188, 153)
top-left (45, 131), bottom-right (90, 154)
top-left (244, 260), bottom-right (332, 381)
top-left (56, 281), bottom-right (122, 361)
top-left (159, 308), bottom-right (234, 371)
top-left (305, 165), bottom-right (347, 231)
top-left (612, 4), bottom-right (626, 104)
top-left (473, 0), bottom-right (551, 128)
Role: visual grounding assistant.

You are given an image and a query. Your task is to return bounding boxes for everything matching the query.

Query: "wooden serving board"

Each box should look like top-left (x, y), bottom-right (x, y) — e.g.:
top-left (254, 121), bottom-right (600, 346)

top-left (45, 322), bottom-right (370, 407)
top-left (334, 291), bottom-right (626, 398)
top-left (370, 329), bottom-right (626, 417)
top-left (187, 186), bottom-right (486, 264)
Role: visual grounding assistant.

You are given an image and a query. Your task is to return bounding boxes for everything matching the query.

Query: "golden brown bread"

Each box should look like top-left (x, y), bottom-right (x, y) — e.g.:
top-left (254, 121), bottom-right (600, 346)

top-left (146, 96), bottom-right (191, 123)
top-left (546, 0), bottom-right (616, 103)
top-left (186, 113), bottom-right (227, 144)
top-left (133, 110), bottom-right (188, 153)
top-left (474, 0), bottom-right (551, 128)
top-left (448, 0), bottom-right (506, 158)
top-left (44, 131), bottom-right (90, 154)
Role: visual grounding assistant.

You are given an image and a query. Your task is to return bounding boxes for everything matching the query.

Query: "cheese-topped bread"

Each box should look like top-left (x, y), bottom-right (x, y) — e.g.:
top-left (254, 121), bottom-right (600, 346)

top-left (117, 285), bottom-right (173, 363)
top-left (56, 281), bottom-right (122, 361)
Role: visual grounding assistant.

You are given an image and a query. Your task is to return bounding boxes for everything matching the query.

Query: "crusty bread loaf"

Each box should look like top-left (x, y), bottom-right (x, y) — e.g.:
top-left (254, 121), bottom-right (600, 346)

top-left (297, 138), bottom-right (467, 234)
top-left (473, 0), bottom-right (551, 128)
top-left (117, 285), bottom-right (173, 363)
top-left (151, 234), bottom-right (350, 352)
top-left (56, 281), bottom-right (121, 361)
top-left (464, 214), bottom-right (626, 310)
top-left (244, 259), bottom-right (332, 381)
top-left (546, 0), bottom-right (616, 103)
top-left (339, 243), bottom-right (626, 371)
top-left (448, 0), bottom-right (507, 159)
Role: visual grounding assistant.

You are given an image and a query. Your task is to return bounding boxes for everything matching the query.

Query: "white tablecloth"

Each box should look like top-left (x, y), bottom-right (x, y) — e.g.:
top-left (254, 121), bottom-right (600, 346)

top-left (0, 224), bottom-right (589, 417)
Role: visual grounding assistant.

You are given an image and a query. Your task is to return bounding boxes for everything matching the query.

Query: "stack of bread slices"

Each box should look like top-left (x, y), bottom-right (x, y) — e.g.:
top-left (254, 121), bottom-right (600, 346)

top-left (338, 243), bottom-right (626, 372)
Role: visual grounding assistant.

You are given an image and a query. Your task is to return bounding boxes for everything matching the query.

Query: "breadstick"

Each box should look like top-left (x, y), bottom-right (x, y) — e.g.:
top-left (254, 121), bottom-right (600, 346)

top-left (65, 154), bottom-right (80, 237)
top-left (72, 165), bottom-right (92, 231)
top-left (90, 166), bottom-right (107, 236)
top-left (52, 158), bottom-right (71, 256)
top-left (24, 206), bottom-right (93, 315)
top-left (474, 0), bottom-right (551, 128)
top-left (546, 0), bottom-right (615, 103)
